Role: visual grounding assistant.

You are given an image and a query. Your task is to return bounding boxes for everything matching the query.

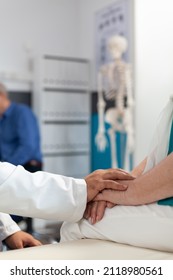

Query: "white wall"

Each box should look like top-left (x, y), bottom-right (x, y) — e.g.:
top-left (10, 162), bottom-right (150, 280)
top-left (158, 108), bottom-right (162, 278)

top-left (134, 0), bottom-right (173, 163)
top-left (0, 0), bottom-right (80, 89)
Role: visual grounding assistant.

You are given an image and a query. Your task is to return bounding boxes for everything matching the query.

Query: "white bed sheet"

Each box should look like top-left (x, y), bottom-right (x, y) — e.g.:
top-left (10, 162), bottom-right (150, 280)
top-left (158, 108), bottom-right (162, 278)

top-left (0, 239), bottom-right (173, 260)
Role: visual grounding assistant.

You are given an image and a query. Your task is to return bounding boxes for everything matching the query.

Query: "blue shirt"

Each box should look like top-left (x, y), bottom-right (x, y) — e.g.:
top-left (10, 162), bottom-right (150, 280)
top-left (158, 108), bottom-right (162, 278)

top-left (0, 102), bottom-right (42, 165)
top-left (158, 120), bottom-right (173, 206)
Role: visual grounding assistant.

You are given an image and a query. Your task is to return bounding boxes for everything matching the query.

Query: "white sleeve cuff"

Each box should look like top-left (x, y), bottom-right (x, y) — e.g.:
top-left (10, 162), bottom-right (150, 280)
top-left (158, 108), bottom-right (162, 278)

top-left (0, 213), bottom-right (20, 242)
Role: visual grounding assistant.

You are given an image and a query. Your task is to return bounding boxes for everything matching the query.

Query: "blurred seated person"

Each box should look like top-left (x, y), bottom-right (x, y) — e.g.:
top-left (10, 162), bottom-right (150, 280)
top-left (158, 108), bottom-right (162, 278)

top-left (0, 83), bottom-right (42, 232)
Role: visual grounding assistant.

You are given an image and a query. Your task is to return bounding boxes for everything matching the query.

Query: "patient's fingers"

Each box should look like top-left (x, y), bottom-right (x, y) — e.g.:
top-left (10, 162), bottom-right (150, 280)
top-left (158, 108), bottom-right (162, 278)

top-left (94, 201), bottom-right (107, 223)
top-left (84, 201), bottom-right (116, 223)
top-left (83, 202), bottom-right (92, 219)
top-left (90, 201), bottom-right (98, 224)
top-left (90, 201), bottom-right (107, 224)
top-left (106, 201), bottom-right (116, 208)
top-left (95, 189), bottom-right (124, 204)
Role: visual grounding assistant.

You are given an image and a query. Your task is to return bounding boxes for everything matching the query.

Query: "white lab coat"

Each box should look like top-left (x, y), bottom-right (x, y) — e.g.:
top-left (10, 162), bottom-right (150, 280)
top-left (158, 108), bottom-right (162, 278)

top-left (0, 162), bottom-right (87, 222)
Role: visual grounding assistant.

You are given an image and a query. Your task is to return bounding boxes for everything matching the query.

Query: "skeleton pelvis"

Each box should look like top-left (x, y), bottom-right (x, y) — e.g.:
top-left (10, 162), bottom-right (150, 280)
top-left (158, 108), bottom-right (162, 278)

top-left (105, 108), bottom-right (125, 131)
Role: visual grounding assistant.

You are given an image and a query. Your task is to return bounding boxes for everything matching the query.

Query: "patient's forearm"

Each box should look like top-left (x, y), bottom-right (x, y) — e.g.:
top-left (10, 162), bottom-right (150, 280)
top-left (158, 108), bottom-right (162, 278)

top-left (130, 157), bottom-right (147, 177)
top-left (96, 153), bottom-right (173, 206)
top-left (130, 152), bottom-right (173, 205)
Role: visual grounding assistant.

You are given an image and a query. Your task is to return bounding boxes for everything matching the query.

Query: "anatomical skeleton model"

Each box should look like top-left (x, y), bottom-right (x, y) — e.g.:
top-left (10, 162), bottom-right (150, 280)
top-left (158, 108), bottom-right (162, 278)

top-left (95, 35), bottom-right (134, 169)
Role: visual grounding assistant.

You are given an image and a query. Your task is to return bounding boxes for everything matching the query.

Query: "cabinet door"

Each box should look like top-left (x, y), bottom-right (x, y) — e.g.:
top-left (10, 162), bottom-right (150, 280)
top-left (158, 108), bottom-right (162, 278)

top-left (42, 91), bottom-right (90, 122)
top-left (42, 124), bottom-right (90, 154)
top-left (34, 55), bottom-right (90, 176)
top-left (44, 155), bottom-right (90, 178)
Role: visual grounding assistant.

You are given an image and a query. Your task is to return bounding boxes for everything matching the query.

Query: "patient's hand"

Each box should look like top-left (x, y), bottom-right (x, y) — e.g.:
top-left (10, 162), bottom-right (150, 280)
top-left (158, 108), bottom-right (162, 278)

top-left (4, 231), bottom-right (42, 249)
top-left (94, 179), bottom-right (137, 206)
top-left (84, 200), bottom-right (115, 224)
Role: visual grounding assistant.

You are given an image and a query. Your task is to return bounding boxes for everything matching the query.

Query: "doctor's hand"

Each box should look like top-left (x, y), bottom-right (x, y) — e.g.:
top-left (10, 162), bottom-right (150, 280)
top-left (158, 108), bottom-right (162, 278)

top-left (85, 168), bottom-right (134, 202)
top-left (4, 231), bottom-right (42, 250)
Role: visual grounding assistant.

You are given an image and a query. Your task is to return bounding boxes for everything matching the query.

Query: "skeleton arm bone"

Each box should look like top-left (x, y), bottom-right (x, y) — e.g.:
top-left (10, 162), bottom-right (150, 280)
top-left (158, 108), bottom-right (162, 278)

top-left (95, 68), bottom-right (107, 151)
top-left (125, 64), bottom-right (134, 108)
top-left (115, 61), bottom-right (125, 112)
top-left (124, 64), bottom-right (135, 152)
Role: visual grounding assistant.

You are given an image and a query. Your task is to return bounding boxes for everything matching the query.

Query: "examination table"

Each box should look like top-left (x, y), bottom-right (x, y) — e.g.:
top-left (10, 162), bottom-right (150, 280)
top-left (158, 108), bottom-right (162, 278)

top-left (0, 239), bottom-right (173, 260)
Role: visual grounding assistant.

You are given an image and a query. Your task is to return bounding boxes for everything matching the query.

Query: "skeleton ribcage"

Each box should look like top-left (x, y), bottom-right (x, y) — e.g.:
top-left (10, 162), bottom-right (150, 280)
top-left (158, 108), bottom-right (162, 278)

top-left (104, 63), bottom-right (126, 101)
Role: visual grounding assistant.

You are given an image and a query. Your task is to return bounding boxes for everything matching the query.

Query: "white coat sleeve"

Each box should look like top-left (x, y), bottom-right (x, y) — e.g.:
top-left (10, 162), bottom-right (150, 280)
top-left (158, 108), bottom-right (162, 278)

top-left (0, 213), bottom-right (20, 242)
top-left (0, 162), bottom-right (87, 222)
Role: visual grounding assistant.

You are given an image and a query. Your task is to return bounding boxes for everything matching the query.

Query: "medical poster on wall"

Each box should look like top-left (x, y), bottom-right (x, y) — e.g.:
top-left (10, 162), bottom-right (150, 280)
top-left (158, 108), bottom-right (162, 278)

top-left (92, 0), bottom-right (134, 172)
top-left (95, 0), bottom-right (132, 73)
